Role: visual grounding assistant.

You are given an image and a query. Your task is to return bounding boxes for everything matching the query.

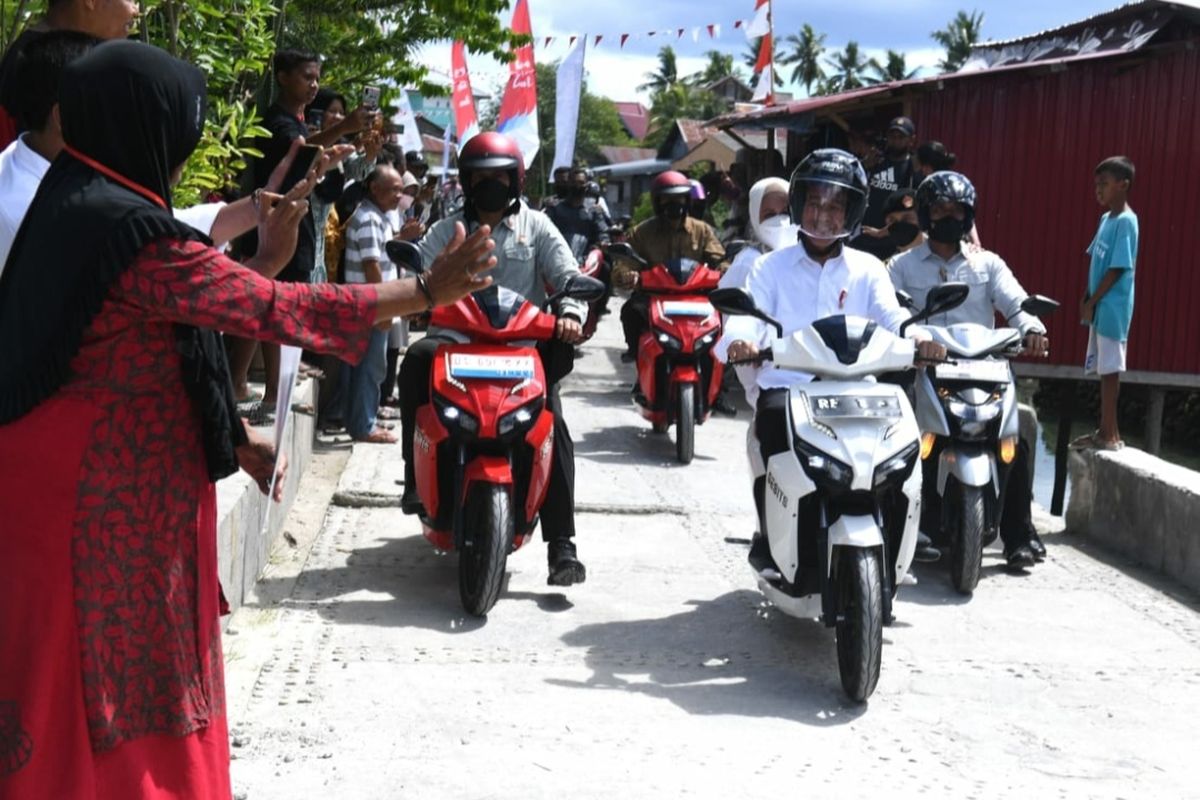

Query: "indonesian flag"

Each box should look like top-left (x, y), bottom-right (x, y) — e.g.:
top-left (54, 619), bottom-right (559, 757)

top-left (746, 0), bottom-right (770, 38)
top-left (752, 32), bottom-right (774, 104)
top-left (450, 41), bottom-right (479, 152)
top-left (496, 0), bottom-right (540, 168)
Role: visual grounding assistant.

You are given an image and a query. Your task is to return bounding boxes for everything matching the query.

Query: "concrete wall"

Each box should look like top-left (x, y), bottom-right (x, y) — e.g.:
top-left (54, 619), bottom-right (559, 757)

top-left (215, 380), bottom-right (316, 615)
top-left (1066, 447), bottom-right (1200, 593)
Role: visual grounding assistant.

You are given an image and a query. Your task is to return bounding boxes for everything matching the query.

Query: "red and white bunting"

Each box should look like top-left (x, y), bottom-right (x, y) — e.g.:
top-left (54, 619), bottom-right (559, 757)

top-left (620, 33), bottom-right (630, 48)
top-left (594, 34), bottom-right (603, 47)
top-left (706, 24), bottom-right (716, 38)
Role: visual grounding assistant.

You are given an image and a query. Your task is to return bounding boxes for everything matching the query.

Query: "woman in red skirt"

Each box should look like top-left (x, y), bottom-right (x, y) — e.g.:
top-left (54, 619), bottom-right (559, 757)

top-left (0, 41), bottom-right (494, 800)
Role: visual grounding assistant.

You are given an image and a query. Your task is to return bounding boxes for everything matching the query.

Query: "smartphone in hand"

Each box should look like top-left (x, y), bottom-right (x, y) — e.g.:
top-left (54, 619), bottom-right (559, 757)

top-left (362, 85), bottom-right (381, 111)
top-left (278, 143), bottom-right (323, 194)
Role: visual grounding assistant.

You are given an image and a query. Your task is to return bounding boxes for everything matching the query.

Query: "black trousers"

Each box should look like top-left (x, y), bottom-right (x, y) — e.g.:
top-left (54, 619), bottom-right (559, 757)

top-left (920, 437), bottom-right (1034, 550)
top-left (751, 389), bottom-right (791, 533)
top-left (620, 291), bottom-right (649, 354)
top-left (380, 346), bottom-right (401, 402)
top-left (400, 334), bottom-right (577, 542)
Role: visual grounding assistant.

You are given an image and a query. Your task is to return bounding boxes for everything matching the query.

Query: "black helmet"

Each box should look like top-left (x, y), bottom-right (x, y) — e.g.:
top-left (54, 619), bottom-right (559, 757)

top-left (915, 171), bottom-right (976, 234)
top-left (585, 180), bottom-right (602, 199)
top-left (788, 148), bottom-right (868, 240)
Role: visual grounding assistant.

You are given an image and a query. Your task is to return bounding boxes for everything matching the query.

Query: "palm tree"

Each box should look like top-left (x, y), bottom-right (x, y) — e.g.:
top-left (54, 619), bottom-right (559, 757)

top-left (639, 45), bottom-right (679, 94)
top-left (743, 37), bottom-right (783, 89)
top-left (866, 50), bottom-right (918, 84)
top-left (780, 24), bottom-right (826, 96)
top-left (825, 41), bottom-right (870, 93)
top-left (694, 49), bottom-right (736, 85)
top-left (931, 9), bottom-right (985, 72)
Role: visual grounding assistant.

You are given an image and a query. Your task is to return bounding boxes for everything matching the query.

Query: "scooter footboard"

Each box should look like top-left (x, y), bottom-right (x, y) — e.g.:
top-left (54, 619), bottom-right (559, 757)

top-left (936, 447), bottom-right (998, 495)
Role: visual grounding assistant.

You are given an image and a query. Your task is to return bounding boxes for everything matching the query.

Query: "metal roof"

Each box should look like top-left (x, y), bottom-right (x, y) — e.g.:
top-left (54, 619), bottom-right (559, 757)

top-left (972, 0), bottom-right (1200, 49)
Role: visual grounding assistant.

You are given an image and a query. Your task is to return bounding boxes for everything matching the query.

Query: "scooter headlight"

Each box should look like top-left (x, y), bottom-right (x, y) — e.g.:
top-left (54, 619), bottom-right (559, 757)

top-left (693, 331), bottom-right (719, 352)
top-left (945, 396), bottom-right (1002, 422)
top-left (656, 332), bottom-right (683, 351)
top-left (498, 397), bottom-right (545, 438)
top-left (873, 441), bottom-right (920, 488)
top-left (433, 394), bottom-right (479, 438)
top-left (794, 437), bottom-right (854, 489)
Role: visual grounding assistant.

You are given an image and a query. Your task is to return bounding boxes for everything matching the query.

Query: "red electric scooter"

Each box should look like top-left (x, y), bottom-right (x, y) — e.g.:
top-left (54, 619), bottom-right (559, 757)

top-left (608, 242), bottom-right (725, 464)
top-left (392, 242), bottom-right (604, 616)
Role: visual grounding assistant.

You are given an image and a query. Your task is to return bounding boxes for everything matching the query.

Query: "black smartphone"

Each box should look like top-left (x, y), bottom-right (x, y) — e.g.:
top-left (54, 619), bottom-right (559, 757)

top-left (278, 144), bottom-right (323, 194)
top-left (362, 85), bottom-right (381, 111)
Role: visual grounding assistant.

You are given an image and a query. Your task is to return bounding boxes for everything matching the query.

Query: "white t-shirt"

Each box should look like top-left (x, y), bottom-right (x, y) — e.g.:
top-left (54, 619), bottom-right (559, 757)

top-left (0, 135), bottom-right (50, 275)
top-left (0, 135), bottom-right (225, 280)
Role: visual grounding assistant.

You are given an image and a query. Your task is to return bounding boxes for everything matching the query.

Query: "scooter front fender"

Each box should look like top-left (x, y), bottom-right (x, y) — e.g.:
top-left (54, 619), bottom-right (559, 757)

top-left (826, 514), bottom-right (883, 577)
top-left (937, 447), bottom-right (998, 495)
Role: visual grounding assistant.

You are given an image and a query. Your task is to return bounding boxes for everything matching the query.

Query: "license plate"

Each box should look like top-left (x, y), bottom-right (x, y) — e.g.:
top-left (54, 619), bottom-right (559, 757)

top-left (448, 353), bottom-right (535, 380)
top-left (810, 395), bottom-right (902, 419)
top-left (935, 359), bottom-right (1010, 383)
top-left (662, 301), bottom-right (714, 317)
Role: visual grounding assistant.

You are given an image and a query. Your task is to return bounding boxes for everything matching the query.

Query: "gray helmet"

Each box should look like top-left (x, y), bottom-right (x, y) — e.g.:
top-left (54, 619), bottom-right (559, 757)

top-left (915, 171), bottom-right (976, 234)
top-left (788, 148), bottom-right (869, 239)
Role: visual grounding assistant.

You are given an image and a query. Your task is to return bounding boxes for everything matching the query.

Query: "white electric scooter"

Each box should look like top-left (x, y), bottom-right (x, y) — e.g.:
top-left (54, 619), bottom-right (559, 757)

top-left (899, 292), bottom-right (1060, 594)
top-left (711, 284), bottom-right (968, 702)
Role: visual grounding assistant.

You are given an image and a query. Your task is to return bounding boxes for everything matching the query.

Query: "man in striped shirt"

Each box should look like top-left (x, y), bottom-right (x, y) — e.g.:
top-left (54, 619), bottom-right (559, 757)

top-left (343, 164), bottom-right (405, 443)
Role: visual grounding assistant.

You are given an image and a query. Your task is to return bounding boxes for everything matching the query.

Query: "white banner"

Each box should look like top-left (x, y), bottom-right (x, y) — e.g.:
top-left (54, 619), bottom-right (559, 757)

top-left (551, 36), bottom-right (586, 174)
top-left (391, 88), bottom-right (425, 156)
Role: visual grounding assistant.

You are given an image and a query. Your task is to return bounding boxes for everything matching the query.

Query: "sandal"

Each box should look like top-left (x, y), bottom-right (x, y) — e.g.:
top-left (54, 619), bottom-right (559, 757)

top-left (1093, 438), bottom-right (1125, 451)
top-left (291, 402), bottom-right (316, 417)
top-left (244, 401), bottom-right (275, 427)
top-left (353, 429), bottom-right (398, 444)
top-left (299, 363), bottom-right (326, 380)
top-left (1068, 430), bottom-right (1101, 450)
top-left (376, 406), bottom-right (401, 420)
top-left (235, 389), bottom-right (263, 405)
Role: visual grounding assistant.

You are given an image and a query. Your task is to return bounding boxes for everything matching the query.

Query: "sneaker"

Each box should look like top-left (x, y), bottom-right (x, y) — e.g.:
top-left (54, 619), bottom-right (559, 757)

top-left (547, 539), bottom-right (587, 586)
top-left (914, 531), bottom-right (941, 563)
top-left (1004, 545), bottom-right (1036, 569)
top-left (711, 395), bottom-right (738, 417)
top-left (620, 350), bottom-right (637, 364)
top-left (400, 482), bottom-right (424, 516)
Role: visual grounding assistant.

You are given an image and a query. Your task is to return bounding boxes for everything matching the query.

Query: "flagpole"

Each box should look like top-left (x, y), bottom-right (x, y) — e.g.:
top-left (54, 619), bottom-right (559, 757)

top-left (766, 0), bottom-right (777, 156)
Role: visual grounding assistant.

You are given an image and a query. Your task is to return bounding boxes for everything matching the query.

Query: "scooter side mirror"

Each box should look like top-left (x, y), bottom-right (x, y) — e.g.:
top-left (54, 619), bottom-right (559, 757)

top-left (724, 239), bottom-right (751, 262)
top-left (709, 287), bottom-right (783, 338)
top-left (386, 240), bottom-right (424, 274)
top-left (896, 290), bottom-right (917, 311)
top-left (900, 281), bottom-right (969, 337)
top-left (605, 242), bottom-right (649, 269)
top-left (1020, 294), bottom-right (1060, 318)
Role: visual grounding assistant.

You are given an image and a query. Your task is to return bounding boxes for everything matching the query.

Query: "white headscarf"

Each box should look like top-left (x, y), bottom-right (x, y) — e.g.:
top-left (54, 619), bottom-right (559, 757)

top-left (746, 177), bottom-right (791, 248)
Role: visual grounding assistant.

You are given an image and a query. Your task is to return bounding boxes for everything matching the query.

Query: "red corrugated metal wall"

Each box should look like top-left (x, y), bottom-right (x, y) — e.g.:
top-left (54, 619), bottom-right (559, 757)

top-left (911, 46), bottom-right (1200, 375)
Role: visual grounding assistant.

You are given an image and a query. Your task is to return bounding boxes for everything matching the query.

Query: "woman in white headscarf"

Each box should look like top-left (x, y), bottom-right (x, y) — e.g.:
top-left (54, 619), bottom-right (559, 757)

top-left (719, 177), bottom-right (794, 293)
top-left (718, 177), bottom-right (795, 408)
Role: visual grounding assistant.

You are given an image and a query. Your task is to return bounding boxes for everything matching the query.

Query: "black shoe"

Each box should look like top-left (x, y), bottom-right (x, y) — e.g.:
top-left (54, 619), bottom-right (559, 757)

top-left (400, 480), bottom-right (424, 516)
top-left (1029, 531), bottom-right (1047, 561)
top-left (711, 395), bottom-right (738, 417)
top-left (620, 350), bottom-right (637, 364)
top-left (748, 532), bottom-right (777, 574)
top-left (548, 540), bottom-right (587, 586)
top-left (914, 531), bottom-right (941, 563)
top-left (1005, 545), bottom-right (1036, 569)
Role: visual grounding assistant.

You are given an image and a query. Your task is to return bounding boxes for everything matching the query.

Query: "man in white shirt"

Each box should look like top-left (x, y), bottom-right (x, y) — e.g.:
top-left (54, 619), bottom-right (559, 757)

top-left (716, 149), bottom-right (945, 563)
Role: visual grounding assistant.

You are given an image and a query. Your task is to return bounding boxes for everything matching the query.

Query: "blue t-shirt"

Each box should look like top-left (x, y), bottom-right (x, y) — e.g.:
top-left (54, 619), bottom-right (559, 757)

top-left (1086, 208), bottom-right (1138, 341)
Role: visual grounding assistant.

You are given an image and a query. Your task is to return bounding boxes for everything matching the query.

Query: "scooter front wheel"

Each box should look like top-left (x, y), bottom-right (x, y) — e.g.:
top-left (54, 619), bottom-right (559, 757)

top-left (458, 483), bottom-right (514, 617)
top-left (675, 383), bottom-right (695, 464)
top-left (950, 483), bottom-right (985, 595)
top-left (835, 547), bottom-right (883, 703)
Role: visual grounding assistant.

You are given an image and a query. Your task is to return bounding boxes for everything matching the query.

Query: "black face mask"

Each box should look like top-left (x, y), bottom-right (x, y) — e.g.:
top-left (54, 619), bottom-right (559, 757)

top-left (888, 221), bottom-right (921, 248)
top-left (928, 217), bottom-right (968, 244)
top-left (471, 178), bottom-right (512, 214)
top-left (662, 202), bottom-right (687, 221)
top-left (567, 185), bottom-right (586, 201)
top-left (885, 146), bottom-right (909, 160)
top-left (554, 182), bottom-right (568, 199)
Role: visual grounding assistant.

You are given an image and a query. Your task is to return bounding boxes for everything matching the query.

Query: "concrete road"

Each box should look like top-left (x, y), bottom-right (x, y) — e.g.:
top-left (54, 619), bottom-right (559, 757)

top-left (224, 303), bottom-right (1200, 799)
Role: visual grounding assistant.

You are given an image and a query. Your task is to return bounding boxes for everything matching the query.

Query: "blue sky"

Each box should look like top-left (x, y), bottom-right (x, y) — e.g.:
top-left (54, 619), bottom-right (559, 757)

top-left (417, 0), bottom-right (1127, 104)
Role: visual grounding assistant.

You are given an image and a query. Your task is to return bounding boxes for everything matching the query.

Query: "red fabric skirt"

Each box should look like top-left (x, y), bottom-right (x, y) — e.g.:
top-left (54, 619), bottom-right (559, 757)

top-left (0, 396), bottom-right (231, 800)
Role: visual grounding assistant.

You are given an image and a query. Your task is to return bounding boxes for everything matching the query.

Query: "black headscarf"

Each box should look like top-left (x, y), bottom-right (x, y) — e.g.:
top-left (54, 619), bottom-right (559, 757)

top-left (0, 40), bottom-right (248, 479)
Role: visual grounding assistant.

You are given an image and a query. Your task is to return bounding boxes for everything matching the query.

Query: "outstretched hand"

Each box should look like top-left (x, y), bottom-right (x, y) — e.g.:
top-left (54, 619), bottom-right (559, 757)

top-left (423, 222), bottom-right (496, 305)
top-left (251, 188), bottom-right (309, 277)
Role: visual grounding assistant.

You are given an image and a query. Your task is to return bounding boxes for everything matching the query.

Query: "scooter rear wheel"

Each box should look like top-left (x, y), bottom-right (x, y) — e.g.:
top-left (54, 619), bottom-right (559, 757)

top-left (835, 547), bottom-right (883, 703)
top-left (675, 383), bottom-right (695, 464)
top-left (458, 483), bottom-right (514, 617)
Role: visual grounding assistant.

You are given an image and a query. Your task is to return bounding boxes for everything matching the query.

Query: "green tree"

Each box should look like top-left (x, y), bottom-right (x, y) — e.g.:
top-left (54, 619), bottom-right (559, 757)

top-left (781, 24), bottom-right (826, 96)
top-left (692, 49), bottom-right (737, 86)
top-left (639, 45), bottom-right (679, 94)
top-left (931, 9), bottom-right (984, 73)
top-left (824, 41), bottom-right (869, 93)
top-left (866, 50), bottom-right (918, 84)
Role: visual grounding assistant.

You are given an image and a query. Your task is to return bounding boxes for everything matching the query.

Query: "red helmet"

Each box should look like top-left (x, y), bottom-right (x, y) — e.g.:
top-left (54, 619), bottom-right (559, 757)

top-left (459, 131), bottom-right (525, 204)
top-left (651, 170), bottom-right (692, 198)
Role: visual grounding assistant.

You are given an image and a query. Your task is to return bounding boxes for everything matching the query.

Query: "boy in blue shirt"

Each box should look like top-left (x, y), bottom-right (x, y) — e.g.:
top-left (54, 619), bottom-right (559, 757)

top-left (1077, 156), bottom-right (1138, 450)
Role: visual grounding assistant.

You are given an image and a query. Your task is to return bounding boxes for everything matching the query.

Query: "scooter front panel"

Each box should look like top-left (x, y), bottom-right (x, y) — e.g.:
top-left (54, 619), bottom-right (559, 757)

top-left (764, 449), bottom-right (814, 585)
